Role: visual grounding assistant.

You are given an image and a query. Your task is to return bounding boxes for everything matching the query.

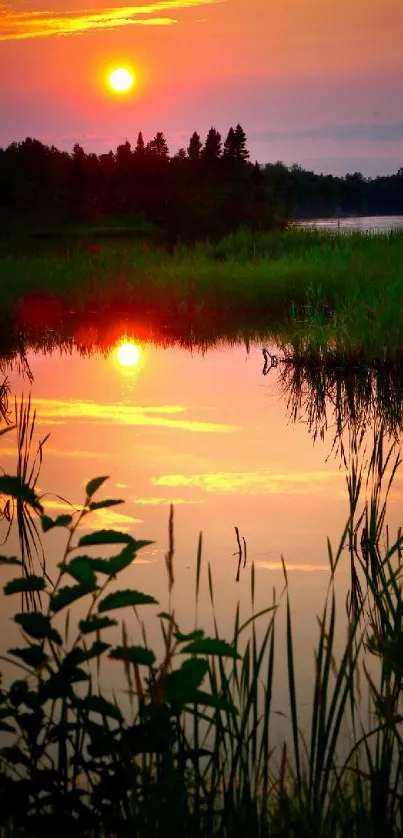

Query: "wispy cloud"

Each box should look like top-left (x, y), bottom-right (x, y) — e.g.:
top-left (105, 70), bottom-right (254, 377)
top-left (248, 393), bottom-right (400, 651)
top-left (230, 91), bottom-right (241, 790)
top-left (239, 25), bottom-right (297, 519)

top-left (41, 497), bottom-right (142, 531)
top-left (132, 496), bottom-right (203, 505)
top-left (255, 561), bottom-right (329, 572)
top-left (253, 122), bottom-right (403, 145)
top-left (153, 469), bottom-right (342, 495)
top-left (33, 398), bottom-right (239, 434)
top-left (0, 0), bottom-right (220, 41)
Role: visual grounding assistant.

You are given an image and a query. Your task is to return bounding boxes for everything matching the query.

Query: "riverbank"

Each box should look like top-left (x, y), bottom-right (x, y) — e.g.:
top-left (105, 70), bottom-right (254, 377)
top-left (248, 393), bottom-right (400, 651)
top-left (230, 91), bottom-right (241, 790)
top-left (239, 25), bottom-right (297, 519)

top-left (1, 228), bottom-right (403, 357)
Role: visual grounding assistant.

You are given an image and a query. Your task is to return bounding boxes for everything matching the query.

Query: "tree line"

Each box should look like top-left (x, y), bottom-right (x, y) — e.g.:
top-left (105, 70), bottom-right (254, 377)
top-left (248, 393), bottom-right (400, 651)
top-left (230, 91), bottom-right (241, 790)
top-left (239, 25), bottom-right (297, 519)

top-left (0, 127), bottom-right (402, 240)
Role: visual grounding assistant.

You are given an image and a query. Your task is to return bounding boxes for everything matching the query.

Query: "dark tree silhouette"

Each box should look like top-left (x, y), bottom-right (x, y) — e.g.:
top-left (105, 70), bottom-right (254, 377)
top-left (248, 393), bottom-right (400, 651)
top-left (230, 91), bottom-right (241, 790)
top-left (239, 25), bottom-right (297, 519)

top-left (187, 131), bottom-right (202, 161)
top-left (147, 132), bottom-right (169, 160)
top-left (202, 128), bottom-right (222, 162)
top-left (134, 132), bottom-right (145, 157)
top-left (1, 128), bottom-right (402, 241)
top-left (223, 127), bottom-right (237, 161)
top-left (234, 124), bottom-right (249, 161)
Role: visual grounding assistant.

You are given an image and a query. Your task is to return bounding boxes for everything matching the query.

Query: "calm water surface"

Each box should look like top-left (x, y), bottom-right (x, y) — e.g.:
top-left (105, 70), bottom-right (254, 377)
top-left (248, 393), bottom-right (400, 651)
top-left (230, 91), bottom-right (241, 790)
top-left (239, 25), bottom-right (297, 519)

top-left (1, 339), bottom-right (403, 727)
top-left (296, 214), bottom-right (403, 233)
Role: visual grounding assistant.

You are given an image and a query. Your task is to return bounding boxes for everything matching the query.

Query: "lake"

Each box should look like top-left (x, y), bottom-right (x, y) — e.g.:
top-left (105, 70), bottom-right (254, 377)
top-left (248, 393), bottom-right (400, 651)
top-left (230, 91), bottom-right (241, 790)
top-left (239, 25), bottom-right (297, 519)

top-left (1, 215), bottom-right (403, 739)
top-left (1, 329), bottom-right (402, 734)
top-left (295, 214), bottom-right (403, 233)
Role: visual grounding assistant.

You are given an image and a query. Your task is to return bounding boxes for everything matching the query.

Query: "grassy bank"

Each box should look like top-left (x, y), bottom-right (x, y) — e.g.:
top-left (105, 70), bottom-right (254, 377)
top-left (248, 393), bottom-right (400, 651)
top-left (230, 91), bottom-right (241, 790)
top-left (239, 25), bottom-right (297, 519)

top-left (1, 228), bottom-right (403, 357)
top-left (1, 406), bottom-right (403, 835)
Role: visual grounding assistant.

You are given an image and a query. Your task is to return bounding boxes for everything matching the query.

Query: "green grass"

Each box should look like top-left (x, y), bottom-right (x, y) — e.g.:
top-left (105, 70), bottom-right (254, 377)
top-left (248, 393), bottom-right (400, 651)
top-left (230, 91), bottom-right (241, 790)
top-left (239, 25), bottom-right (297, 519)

top-left (1, 228), bottom-right (403, 358)
top-left (2, 406), bottom-right (403, 835)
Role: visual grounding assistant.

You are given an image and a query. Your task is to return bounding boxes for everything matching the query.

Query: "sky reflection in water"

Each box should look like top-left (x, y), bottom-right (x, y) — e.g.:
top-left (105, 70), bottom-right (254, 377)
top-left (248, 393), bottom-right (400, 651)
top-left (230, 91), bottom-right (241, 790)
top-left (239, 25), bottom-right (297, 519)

top-left (2, 335), bottom-right (403, 721)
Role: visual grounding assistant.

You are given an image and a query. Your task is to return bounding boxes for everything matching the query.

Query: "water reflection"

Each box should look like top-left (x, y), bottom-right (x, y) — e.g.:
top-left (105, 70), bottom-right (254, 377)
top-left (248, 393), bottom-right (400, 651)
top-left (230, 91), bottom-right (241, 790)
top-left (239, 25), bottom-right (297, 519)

top-left (263, 346), bottom-right (403, 446)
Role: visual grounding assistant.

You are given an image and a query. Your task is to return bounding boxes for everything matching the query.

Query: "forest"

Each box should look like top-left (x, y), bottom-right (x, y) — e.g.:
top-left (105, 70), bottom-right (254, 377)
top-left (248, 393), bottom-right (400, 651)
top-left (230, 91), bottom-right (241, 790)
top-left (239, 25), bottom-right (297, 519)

top-left (1, 126), bottom-right (402, 241)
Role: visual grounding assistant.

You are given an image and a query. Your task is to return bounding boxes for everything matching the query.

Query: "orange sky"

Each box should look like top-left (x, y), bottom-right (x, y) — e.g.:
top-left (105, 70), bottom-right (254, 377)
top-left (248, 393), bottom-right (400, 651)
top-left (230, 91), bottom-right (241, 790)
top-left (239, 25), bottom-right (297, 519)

top-left (0, 0), bottom-right (402, 174)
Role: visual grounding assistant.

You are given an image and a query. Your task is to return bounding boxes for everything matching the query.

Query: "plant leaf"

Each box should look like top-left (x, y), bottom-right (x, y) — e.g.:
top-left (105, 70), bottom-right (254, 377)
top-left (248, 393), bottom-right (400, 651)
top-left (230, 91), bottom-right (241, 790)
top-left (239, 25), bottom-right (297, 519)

top-left (14, 613), bottom-right (62, 645)
top-left (181, 638), bottom-right (240, 659)
top-left (4, 576), bottom-right (46, 596)
top-left (80, 695), bottom-right (123, 721)
top-left (0, 556), bottom-right (22, 566)
top-left (109, 646), bottom-right (155, 666)
top-left (79, 616), bottom-right (118, 635)
top-left (59, 556), bottom-right (97, 587)
top-left (8, 645), bottom-right (48, 668)
top-left (88, 499), bottom-right (124, 511)
top-left (0, 476), bottom-right (42, 511)
top-left (50, 582), bottom-right (96, 613)
top-left (174, 629), bottom-right (205, 643)
top-left (42, 514), bottom-right (73, 532)
top-left (98, 589), bottom-right (158, 612)
top-left (65, 641), bottom-right (110, 666)
top-left (0, 721), bottom-right (15, 733)
top-left (191, 690), bottom-right (238, 713)
top-left (85, 476), bottom-right (109, 498)
top-left (78, 530), bottom-right (136, 547)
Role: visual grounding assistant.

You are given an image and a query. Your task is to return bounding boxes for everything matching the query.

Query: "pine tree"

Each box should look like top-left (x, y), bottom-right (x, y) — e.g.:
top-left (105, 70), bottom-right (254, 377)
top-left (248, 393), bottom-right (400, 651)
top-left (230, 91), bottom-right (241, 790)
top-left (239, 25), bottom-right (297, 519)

top-left (233, 124), bottom-right (249, 161)
top-left (202, 128), bottom-right (222, 162)
top-left (134, 131), bottom-right (145, 156)
top-left (147, 132), bottom-right (169, 160)
top-left (187, 131), bottom-right (202, 161)
top-left (223, 127), bottom-right (237, 161)
top-left (116, 140), bottom-right (132, 167)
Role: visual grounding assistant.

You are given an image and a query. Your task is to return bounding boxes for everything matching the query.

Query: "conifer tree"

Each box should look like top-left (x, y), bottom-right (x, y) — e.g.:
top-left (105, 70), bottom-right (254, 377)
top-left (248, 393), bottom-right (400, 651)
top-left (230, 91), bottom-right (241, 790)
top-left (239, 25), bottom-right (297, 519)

top-left (202, 128), bottom-right (222, 162)
top-left (233, 124), bottom-right (249, 161)
top-left (187, 131), bottom-right (202, 161)
top-left (134, 131), bottom-right (145, 156)
top-left (223, 127), bottom-right (237, 161)
top-left (147, 132), bottom-right (169, 160)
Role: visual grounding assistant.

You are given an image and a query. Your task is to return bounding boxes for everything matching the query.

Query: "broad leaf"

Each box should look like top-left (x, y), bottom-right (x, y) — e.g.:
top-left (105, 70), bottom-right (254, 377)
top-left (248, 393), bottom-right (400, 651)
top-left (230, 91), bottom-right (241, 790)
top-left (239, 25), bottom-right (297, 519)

top-left (0, 476), bottom-right (42, 511)
top-left (109, 646), bottom-right (155, 666)
top-left (191, 690), bottom-right (238, 713)
top-left (175, 629), bottom-right (205, 643)
top-left (14, 613), bottom-right (62, 645)
top-left (80, 695), bottom-right (123, 721)
top-left (42, 514), bottom-right (73, 532)
top-left (78, 530), bottom-right (136, 547)
top-left (40, 667), bottom-right (89, 699)
top-left (181, 638), bottom-right (240, 659)
top-left (0, 721), bottom-right (15, 733)
top-left (4, 576), bottom-right (46, 596)
top-left (8, 645), bottom-right (48, 669)
top-left (79, 615), bottom-right (118, 635)
top-left (0, 556), bottom-right (22, 566)
top-left (98, 589), bottom-right (157, 612)
top-left (85, 476), bottom-right (109, 498)
top-left (50, 582), bottom-right (96, 613)
top-left (164, 659), bottom-right (208, 705)
top-left (89, 546), bottom-right (137, 577)
top-left (65, 641), bottom-right (109, 666)
top-left (88, 499), bottom-right (124, 511)
top-left (59, 556), bottom-right (97, 587)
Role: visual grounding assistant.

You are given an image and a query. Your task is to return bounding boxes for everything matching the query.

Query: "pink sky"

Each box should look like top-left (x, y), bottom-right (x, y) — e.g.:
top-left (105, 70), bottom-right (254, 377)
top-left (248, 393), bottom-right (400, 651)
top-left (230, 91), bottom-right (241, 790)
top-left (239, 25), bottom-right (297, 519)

top-left (0, 0), bottom-right (402, 175)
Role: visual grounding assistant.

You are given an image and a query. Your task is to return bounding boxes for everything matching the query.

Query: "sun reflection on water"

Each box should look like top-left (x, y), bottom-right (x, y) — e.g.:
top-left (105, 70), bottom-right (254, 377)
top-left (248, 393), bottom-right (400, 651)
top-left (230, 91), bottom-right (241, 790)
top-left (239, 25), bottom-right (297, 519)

top-left (116, 341), bottom-right (141, 368)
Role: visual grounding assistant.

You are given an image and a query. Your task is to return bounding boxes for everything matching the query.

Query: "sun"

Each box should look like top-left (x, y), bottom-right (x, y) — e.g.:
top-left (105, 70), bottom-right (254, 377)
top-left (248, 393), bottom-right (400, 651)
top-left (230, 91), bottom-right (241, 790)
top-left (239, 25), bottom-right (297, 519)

top-left (116, 341), bottom-right (141, 368)
top-left (108, 67), bottom-right (134, 94)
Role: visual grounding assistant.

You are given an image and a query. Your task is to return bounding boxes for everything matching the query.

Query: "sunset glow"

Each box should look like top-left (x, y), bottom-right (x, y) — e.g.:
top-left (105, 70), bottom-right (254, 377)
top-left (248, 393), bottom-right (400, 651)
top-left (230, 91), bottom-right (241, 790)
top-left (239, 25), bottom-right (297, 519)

top-left (116, 341), bottom-right (141, 366)
top-left (1, 0), bottom-right (402, 174)
top-left (108, 67), bottom-right (135, 94)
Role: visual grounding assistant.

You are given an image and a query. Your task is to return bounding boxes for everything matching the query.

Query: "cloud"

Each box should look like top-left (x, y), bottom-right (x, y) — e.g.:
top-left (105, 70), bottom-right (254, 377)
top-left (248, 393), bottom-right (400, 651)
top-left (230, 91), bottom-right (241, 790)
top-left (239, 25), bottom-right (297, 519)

top-left (0, 0), bottom-right (221, 41)
top-left (132, 496), bottom-right (203, 505)
top-left (41, 496), bottom-right (142, 530)
top-left (153, 469), bottom-right (342, 495)
top-left (253, 122), bottom-right (403, 145)
top-left (255, 561), bottom-right (329, 572)
top-left (33, 398), bottom-right (240, 434)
